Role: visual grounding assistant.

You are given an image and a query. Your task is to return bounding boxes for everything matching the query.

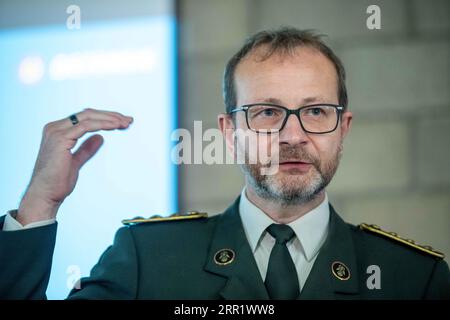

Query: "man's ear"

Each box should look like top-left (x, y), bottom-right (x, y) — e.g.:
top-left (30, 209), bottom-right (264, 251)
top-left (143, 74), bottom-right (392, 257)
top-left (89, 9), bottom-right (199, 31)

top-left (340, 110), bottom-right (353, 140)
top-left (218, 113), bottom-right (236, 157)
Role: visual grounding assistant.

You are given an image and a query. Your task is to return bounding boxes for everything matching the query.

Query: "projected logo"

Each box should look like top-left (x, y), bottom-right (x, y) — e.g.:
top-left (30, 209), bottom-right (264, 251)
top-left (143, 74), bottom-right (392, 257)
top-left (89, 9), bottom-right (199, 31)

top-left (18, 56), bottom-right (45, 85)
top-left (18, 48), bottom-right (156, 84)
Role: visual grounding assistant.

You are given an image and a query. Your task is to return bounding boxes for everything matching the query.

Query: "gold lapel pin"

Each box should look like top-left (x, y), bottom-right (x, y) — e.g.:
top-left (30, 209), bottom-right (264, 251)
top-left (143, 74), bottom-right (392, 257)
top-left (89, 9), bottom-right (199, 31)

top-left (331, 261), bottom-right (351, 280)
top-left (214, 249), bottom-right (235, 266)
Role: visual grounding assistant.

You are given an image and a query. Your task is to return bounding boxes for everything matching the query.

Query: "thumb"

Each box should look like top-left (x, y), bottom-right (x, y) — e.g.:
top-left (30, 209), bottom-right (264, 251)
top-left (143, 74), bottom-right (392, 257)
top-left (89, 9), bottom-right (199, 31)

top-left (73, 134), bottom-right (104, 168)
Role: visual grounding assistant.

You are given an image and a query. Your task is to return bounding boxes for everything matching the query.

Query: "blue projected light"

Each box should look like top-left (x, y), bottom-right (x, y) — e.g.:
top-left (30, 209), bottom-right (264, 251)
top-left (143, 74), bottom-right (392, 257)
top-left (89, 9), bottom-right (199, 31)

top-left (0, 17), bottom-right (177, 299)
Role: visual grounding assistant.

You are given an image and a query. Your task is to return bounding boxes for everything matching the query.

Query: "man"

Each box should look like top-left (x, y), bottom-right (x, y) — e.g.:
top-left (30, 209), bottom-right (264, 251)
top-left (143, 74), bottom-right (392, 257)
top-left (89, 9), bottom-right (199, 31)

top-left (0, 27), bottom-right (449, 299)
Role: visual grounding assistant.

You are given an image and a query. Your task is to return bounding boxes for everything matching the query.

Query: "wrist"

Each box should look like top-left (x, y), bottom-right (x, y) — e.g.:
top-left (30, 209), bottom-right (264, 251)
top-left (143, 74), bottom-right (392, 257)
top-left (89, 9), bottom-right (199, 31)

top-left (17, 193), bottom-right (61, 226)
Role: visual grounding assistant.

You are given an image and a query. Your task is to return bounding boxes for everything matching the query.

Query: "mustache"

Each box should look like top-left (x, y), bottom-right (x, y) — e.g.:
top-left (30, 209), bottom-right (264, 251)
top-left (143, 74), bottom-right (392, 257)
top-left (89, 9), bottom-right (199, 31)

top-left (274, 146), bottom-right (320, 167)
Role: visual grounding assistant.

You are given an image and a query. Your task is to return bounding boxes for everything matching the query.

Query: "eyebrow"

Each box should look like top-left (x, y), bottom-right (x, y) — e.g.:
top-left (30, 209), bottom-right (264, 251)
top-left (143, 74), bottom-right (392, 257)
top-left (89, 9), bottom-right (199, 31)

top-left (261, 96), bottom-right (326, 106)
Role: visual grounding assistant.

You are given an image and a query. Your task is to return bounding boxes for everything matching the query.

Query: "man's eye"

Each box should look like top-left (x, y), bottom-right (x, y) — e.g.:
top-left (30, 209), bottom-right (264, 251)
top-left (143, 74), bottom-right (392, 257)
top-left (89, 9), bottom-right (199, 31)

top-left (249, 106), bottom-right (283, 119)
top-left (262, 108), bottom-right (276, 116)
top-left (306, 107), bottom-right (324, 116)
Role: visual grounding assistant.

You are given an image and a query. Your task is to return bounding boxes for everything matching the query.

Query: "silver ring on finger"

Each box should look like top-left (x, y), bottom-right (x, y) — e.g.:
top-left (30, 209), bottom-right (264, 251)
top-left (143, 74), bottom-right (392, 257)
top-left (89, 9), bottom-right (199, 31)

top-left (69, 114), bottom-right (79, 126)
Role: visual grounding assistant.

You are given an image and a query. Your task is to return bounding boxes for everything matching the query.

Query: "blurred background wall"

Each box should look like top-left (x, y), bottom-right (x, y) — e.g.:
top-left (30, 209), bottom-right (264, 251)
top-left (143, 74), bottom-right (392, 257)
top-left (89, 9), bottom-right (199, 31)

top-left (177, 0), bottom-right (450, 260)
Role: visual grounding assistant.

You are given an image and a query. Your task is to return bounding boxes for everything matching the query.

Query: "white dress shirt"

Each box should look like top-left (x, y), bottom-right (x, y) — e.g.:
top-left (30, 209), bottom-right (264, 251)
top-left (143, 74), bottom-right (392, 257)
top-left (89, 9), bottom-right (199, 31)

top-left (239, 188), bottom-right (330, 291)
top-left (2, 210), bottom-right (55, 231)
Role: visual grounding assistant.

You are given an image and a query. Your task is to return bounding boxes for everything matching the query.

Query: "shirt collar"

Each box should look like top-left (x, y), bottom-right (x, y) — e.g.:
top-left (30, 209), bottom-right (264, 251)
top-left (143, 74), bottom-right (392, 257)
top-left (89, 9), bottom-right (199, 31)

top-left (239, 187), bottom-right (330, 261)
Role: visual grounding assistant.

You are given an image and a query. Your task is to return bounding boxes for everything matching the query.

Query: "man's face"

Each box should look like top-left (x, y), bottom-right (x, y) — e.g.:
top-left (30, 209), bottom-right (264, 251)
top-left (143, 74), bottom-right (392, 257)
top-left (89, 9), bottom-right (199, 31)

top-left (220, 46), bottom-right (352, 206)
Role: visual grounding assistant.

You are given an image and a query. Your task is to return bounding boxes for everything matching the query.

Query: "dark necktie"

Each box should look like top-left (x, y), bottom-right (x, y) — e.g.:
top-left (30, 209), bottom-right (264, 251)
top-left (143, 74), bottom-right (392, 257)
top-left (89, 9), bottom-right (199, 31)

top-left (264, 223), bottom-right (300, 299)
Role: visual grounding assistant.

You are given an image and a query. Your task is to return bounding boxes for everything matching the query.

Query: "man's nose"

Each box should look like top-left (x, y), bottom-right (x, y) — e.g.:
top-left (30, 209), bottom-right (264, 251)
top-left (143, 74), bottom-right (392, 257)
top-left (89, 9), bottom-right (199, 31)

top-left (279, 113), bottom-right (310, 145)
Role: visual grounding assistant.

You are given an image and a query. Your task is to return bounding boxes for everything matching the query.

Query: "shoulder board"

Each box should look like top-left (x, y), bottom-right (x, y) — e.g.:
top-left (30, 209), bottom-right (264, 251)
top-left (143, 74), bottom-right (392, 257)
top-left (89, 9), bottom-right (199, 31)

top-left (122, 211), bottom-right (208, 226)
top-left (359, 223), bottom-right (445, 259)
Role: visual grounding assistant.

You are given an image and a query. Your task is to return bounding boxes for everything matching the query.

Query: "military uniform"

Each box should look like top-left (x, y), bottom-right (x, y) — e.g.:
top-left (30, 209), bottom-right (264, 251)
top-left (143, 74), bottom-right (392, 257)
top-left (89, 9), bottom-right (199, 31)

top-left (0, 196), bottom-right (449, 299)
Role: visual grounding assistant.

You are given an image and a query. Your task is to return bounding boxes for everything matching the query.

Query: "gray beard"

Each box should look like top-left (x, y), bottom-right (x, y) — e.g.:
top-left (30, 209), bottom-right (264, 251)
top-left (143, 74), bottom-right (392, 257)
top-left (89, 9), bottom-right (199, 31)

top-left (243, 168), bottom-right (327, 207)
top-left (240, 143), bottom-right (343, 207)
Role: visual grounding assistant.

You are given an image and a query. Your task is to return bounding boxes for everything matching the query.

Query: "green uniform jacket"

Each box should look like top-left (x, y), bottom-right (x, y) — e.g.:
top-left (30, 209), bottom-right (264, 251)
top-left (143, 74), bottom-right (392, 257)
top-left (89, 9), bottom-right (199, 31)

top-left (0, 196), bottom-right (449, 299)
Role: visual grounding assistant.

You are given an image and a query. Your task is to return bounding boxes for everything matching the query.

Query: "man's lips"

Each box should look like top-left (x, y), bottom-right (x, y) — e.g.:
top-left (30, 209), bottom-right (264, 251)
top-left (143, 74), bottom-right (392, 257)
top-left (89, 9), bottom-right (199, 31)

top-left (278, 160), bottom-right (313, 171)
top-left (279, 161), bottom-right (311, 164)
top-left (279, 159), bottom-right (312, 165)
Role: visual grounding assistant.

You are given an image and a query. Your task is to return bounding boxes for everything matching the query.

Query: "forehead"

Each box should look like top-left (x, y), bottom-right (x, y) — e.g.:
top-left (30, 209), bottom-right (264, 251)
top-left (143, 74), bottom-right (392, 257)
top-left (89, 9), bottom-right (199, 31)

top-left (234, 46), bottom-right (339, 105)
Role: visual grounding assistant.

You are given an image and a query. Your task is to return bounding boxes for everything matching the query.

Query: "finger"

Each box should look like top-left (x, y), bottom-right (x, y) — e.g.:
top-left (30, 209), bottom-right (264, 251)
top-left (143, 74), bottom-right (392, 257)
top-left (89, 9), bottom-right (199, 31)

top-left (63, 119), bottom-right (130, 140)
top-left (79, 108), bottom-right (133, 123)
top-left (73, 134), bottom-right (104, 168)
top-left (84, 108), bottom-right (133, 122)
top-left (52, 109), bottom-right (133, 130)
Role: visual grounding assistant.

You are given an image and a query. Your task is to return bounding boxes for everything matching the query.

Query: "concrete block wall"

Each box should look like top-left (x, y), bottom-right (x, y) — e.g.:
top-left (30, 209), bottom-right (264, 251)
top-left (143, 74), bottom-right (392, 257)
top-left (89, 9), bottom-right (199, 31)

top-left (178, 0), bottom-right (450, 259)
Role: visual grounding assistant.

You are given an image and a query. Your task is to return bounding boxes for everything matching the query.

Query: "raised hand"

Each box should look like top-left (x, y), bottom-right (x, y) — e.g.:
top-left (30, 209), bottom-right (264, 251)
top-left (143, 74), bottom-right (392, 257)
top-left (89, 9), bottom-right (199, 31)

top-left (16, 108), bottom-right (133, 225)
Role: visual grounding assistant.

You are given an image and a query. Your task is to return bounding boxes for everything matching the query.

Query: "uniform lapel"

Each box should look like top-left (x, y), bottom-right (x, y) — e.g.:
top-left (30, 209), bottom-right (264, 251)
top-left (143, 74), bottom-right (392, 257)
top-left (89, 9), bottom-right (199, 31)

top-left (299, 205), bottom-right (361, 299)
top-left (203, 196), bottom-right (270, 300)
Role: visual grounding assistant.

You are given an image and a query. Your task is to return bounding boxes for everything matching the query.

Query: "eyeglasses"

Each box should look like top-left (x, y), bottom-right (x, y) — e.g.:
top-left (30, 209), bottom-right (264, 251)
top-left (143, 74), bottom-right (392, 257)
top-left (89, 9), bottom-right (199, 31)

top-left (228, 103), bottom-right (344, 134)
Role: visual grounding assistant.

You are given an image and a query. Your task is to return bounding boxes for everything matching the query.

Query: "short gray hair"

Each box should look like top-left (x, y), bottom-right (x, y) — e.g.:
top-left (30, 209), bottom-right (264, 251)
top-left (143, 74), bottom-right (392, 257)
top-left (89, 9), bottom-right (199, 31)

top-left (222, 27), bottom-right (348, 113)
